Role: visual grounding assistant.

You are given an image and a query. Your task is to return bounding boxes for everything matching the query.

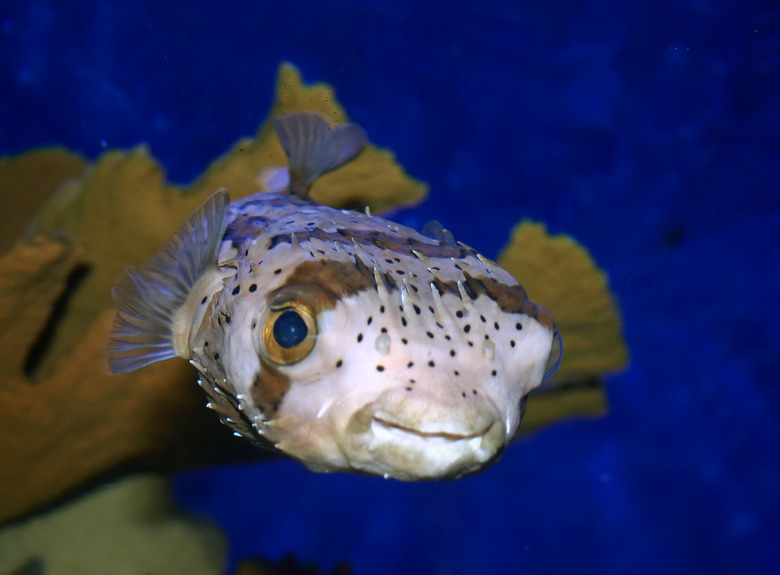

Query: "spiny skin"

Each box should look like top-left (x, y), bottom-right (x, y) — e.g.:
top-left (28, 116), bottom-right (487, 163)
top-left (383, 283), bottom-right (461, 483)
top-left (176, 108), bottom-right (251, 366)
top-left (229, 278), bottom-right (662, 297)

top-left (186, 192), bottom-right (557, 480)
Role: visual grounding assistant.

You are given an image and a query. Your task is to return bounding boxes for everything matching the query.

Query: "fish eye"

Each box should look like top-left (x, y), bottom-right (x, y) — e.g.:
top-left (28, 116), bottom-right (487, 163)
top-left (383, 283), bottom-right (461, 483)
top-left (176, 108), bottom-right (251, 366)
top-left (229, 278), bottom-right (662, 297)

top-left (543, 324), bottom-right (562, 381)
top-left (262, 298), bottom-right (318, 365)
top-left (273, 310), bottom-right (308, 348)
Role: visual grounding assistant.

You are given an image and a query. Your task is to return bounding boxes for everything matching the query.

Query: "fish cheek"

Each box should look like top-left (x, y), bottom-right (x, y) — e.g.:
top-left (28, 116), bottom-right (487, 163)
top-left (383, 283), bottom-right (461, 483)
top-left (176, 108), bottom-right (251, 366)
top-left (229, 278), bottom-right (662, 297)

top-left (251, 358), bottom-right (291, 416)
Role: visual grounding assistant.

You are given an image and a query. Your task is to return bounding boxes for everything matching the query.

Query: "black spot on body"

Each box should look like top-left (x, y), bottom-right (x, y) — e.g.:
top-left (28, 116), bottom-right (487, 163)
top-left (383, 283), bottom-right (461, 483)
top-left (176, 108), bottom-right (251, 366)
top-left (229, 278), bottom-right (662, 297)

top-left (336, 359), bottom-right (343, 368)
top-left (232, 286), bottom-right (240, 295)
top-left (376, 365), bottom-right (385, 372)
top-left (357, 333), bottom-right (363, 343)
top-left (201, 296), bottom-right (208, 304)
top-left (464, 324), bottom-right (471, 333)
top-left (428, 360), bottom-right (435, 367)
top-left (249, 284), bottom-right (257, 292)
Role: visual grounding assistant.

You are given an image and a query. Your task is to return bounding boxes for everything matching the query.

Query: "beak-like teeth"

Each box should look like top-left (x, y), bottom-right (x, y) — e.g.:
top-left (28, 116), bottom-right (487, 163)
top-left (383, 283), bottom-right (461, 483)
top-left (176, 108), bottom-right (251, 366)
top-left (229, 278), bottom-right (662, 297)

top-left (372, 415), bottom-right (494, 441)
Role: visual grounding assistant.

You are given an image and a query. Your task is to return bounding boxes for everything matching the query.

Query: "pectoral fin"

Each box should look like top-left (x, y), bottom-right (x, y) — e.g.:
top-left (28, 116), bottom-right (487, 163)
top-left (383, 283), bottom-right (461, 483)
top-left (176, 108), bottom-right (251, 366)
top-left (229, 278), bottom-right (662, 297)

top-left (107, 190), bottom-right (229, 374)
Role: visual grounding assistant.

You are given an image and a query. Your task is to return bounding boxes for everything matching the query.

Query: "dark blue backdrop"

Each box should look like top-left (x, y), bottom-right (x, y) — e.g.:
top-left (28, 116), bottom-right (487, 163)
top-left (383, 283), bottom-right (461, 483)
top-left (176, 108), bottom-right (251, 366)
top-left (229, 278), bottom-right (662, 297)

top-left (2, 1), bottom-right (778, 573)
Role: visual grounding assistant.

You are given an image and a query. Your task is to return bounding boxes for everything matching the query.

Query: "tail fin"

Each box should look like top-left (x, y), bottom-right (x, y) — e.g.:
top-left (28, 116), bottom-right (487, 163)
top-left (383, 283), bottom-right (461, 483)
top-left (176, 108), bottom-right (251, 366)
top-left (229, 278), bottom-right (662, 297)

top-left (273, 111), bottom-right (366, 197)
top-left (107, 190), bottom-right (229, 374)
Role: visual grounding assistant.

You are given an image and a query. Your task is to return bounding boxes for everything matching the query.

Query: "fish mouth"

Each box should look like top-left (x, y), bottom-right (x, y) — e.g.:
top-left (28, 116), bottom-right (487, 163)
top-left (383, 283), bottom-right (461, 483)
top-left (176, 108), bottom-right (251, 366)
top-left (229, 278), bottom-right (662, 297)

top-left (340, 389), bottom-right (507, 480)
top-left (371, 415), bottom-right (494, 441)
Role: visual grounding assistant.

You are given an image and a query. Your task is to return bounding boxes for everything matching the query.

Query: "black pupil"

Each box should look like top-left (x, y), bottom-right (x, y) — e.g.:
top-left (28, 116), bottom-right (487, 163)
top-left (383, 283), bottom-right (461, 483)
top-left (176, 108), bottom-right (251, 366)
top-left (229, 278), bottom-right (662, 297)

top-left (273, 310), bottom-right (308, 348)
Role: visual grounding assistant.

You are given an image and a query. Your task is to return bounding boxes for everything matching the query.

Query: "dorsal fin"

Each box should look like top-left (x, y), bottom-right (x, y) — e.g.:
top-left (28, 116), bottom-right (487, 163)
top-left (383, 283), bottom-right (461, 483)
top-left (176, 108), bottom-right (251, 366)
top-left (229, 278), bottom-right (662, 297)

top-left (273, 111), bottom-right (366, 197)
top-left (107, 190), bottom-right (229, 374)
top-left (421, 220), bottom-right (457, 247)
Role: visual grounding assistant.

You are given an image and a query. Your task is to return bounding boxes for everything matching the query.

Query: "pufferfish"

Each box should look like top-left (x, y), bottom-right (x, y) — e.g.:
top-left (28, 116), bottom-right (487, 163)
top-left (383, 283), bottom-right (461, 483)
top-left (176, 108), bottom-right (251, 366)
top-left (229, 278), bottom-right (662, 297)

top-left (108, 111), bottom-right (561, 481)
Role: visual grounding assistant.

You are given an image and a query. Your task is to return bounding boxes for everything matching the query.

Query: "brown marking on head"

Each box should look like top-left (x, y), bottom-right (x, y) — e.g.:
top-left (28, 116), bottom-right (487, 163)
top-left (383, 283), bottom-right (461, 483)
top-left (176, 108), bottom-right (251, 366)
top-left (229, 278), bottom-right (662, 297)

top-left (459, 272), bottom-right (555, 329)
top-left (282, 257), bottom-right (377, 300)
top-left (252, 358), bottom-right (291, 415)
top-left (270, 227), bottom-right (465, 260)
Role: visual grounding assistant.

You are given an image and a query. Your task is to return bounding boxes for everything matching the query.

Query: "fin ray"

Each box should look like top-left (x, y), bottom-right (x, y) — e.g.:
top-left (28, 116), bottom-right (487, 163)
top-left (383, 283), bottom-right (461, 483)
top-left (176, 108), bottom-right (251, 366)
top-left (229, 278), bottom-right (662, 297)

top-left (107, 190), bottom-right (229, 374)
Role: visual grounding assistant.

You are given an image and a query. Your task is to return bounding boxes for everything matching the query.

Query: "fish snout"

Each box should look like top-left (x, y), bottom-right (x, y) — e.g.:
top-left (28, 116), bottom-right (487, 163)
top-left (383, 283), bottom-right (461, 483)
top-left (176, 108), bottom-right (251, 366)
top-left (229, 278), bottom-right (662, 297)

top-left (343, 385), bottom-right (507, 480)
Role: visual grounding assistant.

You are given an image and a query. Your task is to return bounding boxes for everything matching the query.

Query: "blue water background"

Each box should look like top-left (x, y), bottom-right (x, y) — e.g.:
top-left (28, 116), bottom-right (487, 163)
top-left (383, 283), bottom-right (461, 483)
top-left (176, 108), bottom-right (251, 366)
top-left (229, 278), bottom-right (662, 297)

top-left (2, 1), bottom-right (778, 573)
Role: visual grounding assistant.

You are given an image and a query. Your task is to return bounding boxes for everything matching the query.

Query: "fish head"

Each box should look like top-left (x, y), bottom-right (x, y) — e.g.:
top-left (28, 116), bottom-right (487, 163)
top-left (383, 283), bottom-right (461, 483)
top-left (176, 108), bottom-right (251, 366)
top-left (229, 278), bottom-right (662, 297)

top-left (230, 252), bottom-right (560, 481)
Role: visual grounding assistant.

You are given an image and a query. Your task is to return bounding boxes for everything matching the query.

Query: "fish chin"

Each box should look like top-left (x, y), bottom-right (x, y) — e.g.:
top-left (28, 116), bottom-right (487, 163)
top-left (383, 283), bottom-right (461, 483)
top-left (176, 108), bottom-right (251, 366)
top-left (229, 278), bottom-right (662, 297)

top-left (340, 388), bottom-right (507, 481)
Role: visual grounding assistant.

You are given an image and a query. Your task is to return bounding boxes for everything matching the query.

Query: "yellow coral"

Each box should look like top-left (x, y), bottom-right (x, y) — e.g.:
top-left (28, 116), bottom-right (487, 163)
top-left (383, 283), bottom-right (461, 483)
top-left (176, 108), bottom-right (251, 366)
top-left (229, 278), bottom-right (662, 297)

top-left (0, 62), bottom-right (627, 522)
top-left (190, 63), bottom-right (428, 213)
top-left (0, 147), bottom-right (87, 253)
top-left (498, 220), bottom-right (628, 432)
top-left (0, 235), bottom-right (266, 524)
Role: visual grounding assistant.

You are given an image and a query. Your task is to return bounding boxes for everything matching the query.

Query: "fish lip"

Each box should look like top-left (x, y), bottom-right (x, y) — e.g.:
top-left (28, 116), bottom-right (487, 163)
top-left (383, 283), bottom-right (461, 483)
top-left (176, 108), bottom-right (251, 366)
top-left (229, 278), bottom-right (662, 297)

top-left (371, 415), bottom-right (494, 441)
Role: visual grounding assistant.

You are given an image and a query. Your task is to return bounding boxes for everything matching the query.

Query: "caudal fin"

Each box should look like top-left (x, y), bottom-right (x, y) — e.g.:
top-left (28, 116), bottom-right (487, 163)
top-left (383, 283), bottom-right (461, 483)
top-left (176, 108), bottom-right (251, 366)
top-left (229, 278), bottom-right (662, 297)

top-left (107, 190), bottom-right (229, 374)
top-left (273, 111), bottom-right (366, 197)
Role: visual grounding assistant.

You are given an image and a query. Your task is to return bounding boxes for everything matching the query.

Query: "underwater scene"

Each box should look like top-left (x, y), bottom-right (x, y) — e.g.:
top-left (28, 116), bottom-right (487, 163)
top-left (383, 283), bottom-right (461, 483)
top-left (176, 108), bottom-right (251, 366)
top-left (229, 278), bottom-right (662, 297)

top-left (0, 1), bottom-right (778, 574)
